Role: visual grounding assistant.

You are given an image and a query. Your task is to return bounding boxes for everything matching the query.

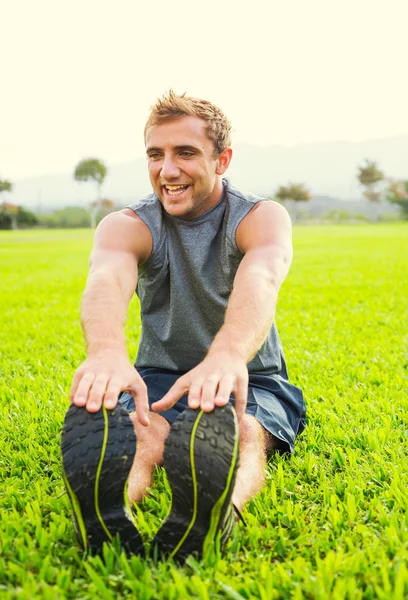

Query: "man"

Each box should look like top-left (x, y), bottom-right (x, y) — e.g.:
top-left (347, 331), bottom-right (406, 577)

top-left (61, 91), bottom-right (306, 562)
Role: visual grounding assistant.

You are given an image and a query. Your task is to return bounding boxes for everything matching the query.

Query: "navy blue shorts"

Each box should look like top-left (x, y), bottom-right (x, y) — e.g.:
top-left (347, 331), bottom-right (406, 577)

top-left (118, 367), bottom-right (306, 454)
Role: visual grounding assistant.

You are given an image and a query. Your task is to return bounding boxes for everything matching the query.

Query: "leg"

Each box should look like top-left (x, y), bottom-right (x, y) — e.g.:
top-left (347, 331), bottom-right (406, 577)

top-left (127, 411), bottom-right (170, 503)
top-left (232, 414), bottom-right (276, 511)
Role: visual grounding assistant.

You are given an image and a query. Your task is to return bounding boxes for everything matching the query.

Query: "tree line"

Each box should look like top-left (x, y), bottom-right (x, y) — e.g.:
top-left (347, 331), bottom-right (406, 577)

top-left (0, 158), bottom-right (112, 230)
top-left (1, 157), bottom-right (407, 230)
top-left (273, 160), bottom-right (408, 219)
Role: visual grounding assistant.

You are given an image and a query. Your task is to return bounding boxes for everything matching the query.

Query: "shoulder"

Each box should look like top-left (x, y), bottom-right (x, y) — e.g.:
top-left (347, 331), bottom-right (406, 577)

top-left (241, 199), bottom-right (291, 223)
top-left (225, 182), bottom-right (264, 207)
top-left (236, 200), bottom-right (292, 254)
top-left (126, 192), bottom-right (161, 217)
top-left (93, 209), bottom-right (153, 265)
top-left (224, 182), bottom-right (267, 246)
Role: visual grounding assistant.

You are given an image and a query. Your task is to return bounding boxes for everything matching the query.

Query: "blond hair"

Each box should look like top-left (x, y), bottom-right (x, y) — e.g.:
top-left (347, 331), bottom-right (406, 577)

top-left (144, 90), bottom-right (232, 157)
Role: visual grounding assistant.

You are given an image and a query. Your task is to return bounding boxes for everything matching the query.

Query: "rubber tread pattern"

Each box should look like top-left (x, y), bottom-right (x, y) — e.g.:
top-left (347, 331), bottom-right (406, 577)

top-left (153, 403), bottom-right (239, 562)
top-left (61, 404), bottom-right (143, 555)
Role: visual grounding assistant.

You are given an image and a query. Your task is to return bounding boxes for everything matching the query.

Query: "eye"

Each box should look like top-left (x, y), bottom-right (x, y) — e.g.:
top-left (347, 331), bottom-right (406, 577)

top-left (148, 153), bottom-right (162, 160)
top-left (180, 151), bottom-right (194, 157)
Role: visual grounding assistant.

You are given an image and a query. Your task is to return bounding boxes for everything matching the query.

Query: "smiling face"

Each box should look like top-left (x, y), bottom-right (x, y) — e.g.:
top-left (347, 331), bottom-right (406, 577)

top-left (145, 116), bottom-right (232, 219)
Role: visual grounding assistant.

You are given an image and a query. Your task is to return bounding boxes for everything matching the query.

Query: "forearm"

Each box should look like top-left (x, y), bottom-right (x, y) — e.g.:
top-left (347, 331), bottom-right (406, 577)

top-left (209, 270), bottom-right (279, 363)
top-left (210, 201), bottom-right (292, 364)
top-left (81, 269), bottom-right (133, 355)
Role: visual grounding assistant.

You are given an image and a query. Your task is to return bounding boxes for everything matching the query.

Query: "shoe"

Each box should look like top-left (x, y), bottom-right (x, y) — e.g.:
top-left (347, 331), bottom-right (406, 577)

top-left (152, 403), bottom-right (239, 562)
top-left (60, 404), bottom-right (144, 555)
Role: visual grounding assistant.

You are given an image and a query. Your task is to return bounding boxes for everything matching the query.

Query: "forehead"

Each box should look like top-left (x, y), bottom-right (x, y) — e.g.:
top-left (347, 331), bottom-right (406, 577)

top-left (145, 115), bottom-right (212, 150)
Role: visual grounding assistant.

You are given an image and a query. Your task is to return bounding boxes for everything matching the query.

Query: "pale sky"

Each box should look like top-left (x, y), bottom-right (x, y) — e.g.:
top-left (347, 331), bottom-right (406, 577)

top-left (1, 0), bottom-right (407, 180)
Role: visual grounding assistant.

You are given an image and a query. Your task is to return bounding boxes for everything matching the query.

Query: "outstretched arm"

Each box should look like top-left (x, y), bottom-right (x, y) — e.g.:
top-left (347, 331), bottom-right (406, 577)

top-left (70, 209), bottom-right (153, 425)
top-left (151, 200), bottom-right (293, 420)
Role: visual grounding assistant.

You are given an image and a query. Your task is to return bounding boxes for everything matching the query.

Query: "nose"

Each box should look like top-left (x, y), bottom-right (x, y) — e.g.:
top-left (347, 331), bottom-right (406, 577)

top-left (160, 156), bottom-right (181, 181)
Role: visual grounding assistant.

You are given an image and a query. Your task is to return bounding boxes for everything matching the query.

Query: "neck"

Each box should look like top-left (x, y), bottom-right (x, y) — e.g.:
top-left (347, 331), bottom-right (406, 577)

top-left (207, 177), bottom-right (225, 208)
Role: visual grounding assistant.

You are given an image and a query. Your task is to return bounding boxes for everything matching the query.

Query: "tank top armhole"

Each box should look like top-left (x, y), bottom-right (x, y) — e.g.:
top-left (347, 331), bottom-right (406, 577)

top-left (126, 197), bottom-right (163, 270)
top-left (225, 188), bottom-right (264, 254)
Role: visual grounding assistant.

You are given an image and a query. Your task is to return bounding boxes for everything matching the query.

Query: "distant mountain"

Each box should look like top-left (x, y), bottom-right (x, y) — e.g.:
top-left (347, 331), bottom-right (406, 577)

top-left (9, 136), bottom-right (408, 211)
top-left (11, 159), bottom-right (152, 211)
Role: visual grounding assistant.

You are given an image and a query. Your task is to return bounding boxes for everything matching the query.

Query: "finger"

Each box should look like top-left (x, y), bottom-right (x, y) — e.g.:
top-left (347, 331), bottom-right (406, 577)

top-left (127, 382), bottom-right (150, 427)
top-left (87, 374), bottom-right (109, 412)
top-left (234, 376), bottom-right (248, 421)
top-left (69, 369), bottom-right (83, 404)
top-left (188, 380), bottom-right (204, 409)
top-left (214, 375), bottom-right (234, 407)
top-left (151, 378), bottom-right (188, 412)
top-left (73, 372), bottom-right (95, 408)
top-left (200, 375), bottom-right (220, 412)
top-left (103, 377), bottom-right (122, 410)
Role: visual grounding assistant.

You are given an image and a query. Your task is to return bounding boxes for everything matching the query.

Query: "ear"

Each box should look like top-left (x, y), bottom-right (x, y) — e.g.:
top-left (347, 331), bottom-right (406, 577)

top-left (215, 147), bottom-right (233, 175)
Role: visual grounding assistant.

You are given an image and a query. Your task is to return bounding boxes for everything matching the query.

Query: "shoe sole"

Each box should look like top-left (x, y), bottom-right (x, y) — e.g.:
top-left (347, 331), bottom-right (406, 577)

top-left (60, 404), bottom-right (143, 555)
top-left (153, 403), bottom-right (239, 562)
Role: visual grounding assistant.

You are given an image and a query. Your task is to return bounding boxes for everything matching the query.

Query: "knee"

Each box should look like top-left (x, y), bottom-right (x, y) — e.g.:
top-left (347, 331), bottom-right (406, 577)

top-left (239, 415), bottom-right (261, 448)
top-left (239, 414), bottom-right (275, 453)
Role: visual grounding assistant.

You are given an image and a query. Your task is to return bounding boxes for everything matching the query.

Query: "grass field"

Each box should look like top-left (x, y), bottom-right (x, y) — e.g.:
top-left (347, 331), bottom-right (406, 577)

top-left (1, 224), bottom-right (407, 599)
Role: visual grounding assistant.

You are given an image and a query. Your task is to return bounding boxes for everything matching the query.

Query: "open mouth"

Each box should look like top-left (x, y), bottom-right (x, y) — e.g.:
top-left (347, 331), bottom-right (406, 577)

top-left (163, 184), bottom-right (189, 197)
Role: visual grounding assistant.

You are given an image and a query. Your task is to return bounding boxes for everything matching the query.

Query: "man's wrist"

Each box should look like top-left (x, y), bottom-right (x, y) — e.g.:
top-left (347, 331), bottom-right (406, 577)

top-left (207, 328), bottom-right (249, 363)
top-left (86, 340), bottom-right (128, 357)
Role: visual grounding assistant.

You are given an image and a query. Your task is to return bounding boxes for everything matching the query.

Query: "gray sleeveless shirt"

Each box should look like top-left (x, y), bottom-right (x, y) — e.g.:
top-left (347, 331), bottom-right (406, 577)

top-left (127, 180), bottom-right (288, 376)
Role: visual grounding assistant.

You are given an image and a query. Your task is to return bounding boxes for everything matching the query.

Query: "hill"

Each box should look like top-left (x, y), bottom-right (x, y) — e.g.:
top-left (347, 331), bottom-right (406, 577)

top-left (9, 136), bottom-right (408, 210)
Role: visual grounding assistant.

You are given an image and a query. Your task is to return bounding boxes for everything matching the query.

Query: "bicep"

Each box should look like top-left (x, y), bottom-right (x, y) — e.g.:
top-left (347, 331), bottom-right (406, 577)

top-left (87, 211), bottom-right (152, 299)
top-left (235, 201), bottom-right (293, 288)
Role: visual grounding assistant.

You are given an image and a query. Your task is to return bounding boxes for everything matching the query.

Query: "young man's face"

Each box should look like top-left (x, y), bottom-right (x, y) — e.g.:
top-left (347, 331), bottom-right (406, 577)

top-left (145, 116), bottom-right (231, 218)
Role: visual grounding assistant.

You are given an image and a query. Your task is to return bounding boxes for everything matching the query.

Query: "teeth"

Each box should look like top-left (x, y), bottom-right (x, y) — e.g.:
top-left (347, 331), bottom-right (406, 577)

top-left (165, 185), bottom-right (186, 190)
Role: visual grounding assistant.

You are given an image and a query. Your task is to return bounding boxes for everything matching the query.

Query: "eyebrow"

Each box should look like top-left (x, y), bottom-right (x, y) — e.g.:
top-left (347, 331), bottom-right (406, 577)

top-left (146, 144), bottom-right (202, 154)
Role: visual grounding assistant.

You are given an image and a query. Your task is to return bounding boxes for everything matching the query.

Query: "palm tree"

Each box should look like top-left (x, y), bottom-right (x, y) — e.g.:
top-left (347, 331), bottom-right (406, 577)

top-left (357, 159), bottom-right (384, 203)
top-left (357, 159), bottom-right (385, 222)
top-left (275, 182), bottom-right (311, 222)
top-left (74, 158), bottom-right (108, 229)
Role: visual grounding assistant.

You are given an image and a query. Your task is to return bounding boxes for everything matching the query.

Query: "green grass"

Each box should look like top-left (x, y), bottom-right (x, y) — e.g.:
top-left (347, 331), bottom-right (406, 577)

top-left (1, 224), bottom-right (407, 599)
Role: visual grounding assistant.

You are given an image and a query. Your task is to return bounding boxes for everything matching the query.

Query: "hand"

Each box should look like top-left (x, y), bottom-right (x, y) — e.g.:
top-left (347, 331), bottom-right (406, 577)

top-left (69, 349), bottom-right (150, 426)
top-left (151, 351), bottom-right (249, 420)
